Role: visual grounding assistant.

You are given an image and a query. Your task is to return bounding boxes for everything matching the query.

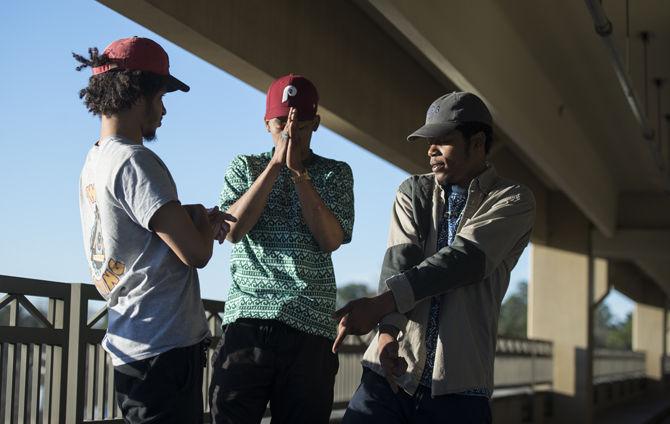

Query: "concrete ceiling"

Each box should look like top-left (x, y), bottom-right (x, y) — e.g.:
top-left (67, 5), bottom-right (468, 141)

top-left (497, 0), bottom-right (670, 192)
top-left (360, 0), bottom-right (670, 296)
top-left (96, 0), bottom-right (670, 295)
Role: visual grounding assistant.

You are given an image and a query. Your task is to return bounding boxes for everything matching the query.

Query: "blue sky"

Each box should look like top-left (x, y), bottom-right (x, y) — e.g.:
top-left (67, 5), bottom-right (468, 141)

top-left (0, 1), bottom-right (632, 321)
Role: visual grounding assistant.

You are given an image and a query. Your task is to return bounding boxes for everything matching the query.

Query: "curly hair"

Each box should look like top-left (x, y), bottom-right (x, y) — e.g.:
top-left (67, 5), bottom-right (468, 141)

top-left (457, 122), bottom-right (494, 154)
top-left (73, 47), bottom-right (166, 117)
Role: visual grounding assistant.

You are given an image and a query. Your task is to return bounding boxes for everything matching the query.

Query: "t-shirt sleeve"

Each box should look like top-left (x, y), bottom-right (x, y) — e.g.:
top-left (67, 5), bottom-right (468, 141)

top-left (218, 155), bottom-right (250, 212)
top-left (112, 150), bottom-right (179, 230)
top-left (323, 162), bottom-right (355, 244)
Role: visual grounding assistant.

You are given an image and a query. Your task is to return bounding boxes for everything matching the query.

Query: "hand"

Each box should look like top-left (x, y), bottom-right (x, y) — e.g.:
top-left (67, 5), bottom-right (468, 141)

top-left (270, 107), bottom-right (296, 168)
top-left (331, 291), bottom-right (397, 353)
top-left (378, 331), bottom-right (407, 393)
top-left (207, 207), bottom-right (237, 244)
top-left (285, 108), bottom-right (304, 174)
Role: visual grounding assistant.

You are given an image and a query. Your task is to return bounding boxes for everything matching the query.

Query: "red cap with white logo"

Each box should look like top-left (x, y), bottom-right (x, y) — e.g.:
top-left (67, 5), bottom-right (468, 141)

top-left (264, 74), bottom-right (319, 121)
top-left (92, 36), bottom-right (189, 92)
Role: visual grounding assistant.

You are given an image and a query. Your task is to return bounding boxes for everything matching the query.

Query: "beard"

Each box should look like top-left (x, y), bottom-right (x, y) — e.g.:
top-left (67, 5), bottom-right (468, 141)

top-left (142, 98), bottom-right (162, 142)
top-left (142, 130), bottom-right (157, 142)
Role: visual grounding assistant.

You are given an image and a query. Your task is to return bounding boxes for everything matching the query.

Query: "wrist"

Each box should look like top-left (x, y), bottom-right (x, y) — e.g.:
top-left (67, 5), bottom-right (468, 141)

top-left (267, 159), bottom-right (284, 173)
top-left (291, 168), bottom-right (310, 184)
top-left (376, 291), bottom-right (397, 315)
top-left (289, 165), bottom-right (306, 175)
top-left (379, 324), bottom-right (400, 339)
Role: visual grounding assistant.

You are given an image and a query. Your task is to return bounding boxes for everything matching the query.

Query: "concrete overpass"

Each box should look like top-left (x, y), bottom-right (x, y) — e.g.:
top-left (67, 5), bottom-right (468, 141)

top-left (96, 1), bottom-right (670, 422)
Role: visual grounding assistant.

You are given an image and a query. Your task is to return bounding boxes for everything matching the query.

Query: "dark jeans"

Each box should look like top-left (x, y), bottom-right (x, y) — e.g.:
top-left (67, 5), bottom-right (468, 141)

top-left (343, 367), bottom-right (492, 424)
top-left (209, 318), bottom-right (339, 424)
top-left (114, 340), bottom-right (208, 424)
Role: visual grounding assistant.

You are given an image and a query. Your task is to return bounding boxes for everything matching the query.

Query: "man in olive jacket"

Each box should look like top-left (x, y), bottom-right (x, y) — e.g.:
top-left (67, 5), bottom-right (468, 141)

top-left (333, 92), bottom-right (535, 423)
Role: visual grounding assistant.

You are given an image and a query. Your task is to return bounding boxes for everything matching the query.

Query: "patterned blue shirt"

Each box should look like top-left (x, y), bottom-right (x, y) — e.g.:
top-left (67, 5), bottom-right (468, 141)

top-left (419, 184), bottom-right (491, 397)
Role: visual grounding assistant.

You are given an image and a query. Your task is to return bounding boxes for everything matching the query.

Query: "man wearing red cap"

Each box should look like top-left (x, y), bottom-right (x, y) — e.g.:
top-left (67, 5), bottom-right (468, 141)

top-left (209, 74), bottom-right (355, 423)
top-left (75, 37), bottom-right (233, 424)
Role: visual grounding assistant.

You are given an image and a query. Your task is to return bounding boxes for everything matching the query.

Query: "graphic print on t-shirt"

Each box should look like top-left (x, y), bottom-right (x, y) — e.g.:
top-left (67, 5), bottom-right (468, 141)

top-left (85, 184), bottom-right (125, 297)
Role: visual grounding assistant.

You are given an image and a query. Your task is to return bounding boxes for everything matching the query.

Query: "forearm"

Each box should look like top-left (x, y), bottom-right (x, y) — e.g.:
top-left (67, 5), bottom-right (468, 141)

top-left (225, 162), bottom-right (281, 242)
top-left (190, 209), bottom-right (214, 261)
top-left (385, 237), bottom-right (485, 314)
top-left (294, 179), bottom-right (344, 252)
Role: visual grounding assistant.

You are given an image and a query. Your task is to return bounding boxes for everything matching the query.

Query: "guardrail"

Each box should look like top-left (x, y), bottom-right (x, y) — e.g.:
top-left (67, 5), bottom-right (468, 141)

top-left (1, 275), bottom-right (556, 423)
top-left (493, 337), bottom-right (553, 391)
top-left (593, 348), bottom-right (646, 384)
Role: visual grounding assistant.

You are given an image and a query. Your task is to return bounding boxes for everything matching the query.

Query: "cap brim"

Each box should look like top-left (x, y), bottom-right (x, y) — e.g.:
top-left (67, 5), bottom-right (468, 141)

top-left (165, 74), bottom-right (190, 92)
top-left (407, 122), bottom-right (459, 142)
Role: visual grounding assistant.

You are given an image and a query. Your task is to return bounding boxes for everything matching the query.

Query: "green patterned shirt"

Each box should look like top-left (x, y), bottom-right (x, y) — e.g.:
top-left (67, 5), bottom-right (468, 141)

top-left (219, 150), bottom-right (354, 340)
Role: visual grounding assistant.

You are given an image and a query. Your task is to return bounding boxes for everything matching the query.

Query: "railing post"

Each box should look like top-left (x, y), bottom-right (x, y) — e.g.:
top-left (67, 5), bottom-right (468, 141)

top-left (65, 283), bottom-right (87, 424)
top-left (2, 297), bottom-right (18, 424)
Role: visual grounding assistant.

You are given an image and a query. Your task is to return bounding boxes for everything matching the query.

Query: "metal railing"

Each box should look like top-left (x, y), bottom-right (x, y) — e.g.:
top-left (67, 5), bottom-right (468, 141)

top-left (1, 275), bottom-right (556, 423)
top-left (493, 337), bottom-right (553, 391)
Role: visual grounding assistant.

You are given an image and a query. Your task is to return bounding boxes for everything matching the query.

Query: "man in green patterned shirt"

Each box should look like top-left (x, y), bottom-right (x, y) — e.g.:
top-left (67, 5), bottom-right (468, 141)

top-left (209, 74), bottom-right (355, 424)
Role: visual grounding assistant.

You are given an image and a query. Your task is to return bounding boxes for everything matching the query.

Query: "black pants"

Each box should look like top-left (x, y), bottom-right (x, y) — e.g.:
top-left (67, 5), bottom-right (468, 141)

top-left (343, 368), bottom-right (492, 424)
top-left (209, 319), bottom-right (339, 424)
top-left (114, 341), bottom-right (208, 424)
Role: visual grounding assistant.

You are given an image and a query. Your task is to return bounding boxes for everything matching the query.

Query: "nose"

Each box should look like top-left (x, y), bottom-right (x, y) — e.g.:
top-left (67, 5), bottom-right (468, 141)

top-left (427, 143), bottom-right (438, 157)
top-left (162, 105), bottom-right (167, 116)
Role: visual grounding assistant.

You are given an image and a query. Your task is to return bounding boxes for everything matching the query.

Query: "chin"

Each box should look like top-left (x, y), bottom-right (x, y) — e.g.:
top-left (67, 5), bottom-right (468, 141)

top-left (434, 173), bottom-right (449, 185)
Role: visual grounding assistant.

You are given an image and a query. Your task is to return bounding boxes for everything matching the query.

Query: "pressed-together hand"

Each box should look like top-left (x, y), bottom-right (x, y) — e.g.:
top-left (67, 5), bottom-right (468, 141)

top-left (331, 291), bottom-right (397, 353)
top-left (207, 206), bottom-right (237, 244)
top-left (285, 108), bottom-right (305, 174)
top-left (378, 330), bottom-right (408, 393)
top-left (270, 109), bottom-right (292, 168)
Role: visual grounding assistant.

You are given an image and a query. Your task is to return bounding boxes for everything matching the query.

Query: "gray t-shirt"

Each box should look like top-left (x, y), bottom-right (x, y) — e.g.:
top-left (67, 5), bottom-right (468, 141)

top-left (79, 136), bottom-right (209, 365)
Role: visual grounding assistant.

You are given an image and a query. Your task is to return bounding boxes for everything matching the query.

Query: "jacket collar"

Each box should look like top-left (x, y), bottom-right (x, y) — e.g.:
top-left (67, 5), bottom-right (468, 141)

top-left (471, 164), bottom-right (498, 195)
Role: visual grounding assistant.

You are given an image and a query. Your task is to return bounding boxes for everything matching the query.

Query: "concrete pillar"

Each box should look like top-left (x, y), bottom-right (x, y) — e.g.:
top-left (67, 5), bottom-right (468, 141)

top-left (529, 192), bottom-right (595, 423)
top-left (633, 303), bottom-right (666, 382)
top-left (665, 306), bottom-right (669, 381)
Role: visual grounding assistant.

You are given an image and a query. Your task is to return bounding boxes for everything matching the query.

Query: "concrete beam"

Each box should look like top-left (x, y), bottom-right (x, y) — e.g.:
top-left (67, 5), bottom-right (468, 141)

top-left (618, 192), bottom-right (670, 229)
top-left (609, 261), bottom-right (667, 308)
top-left (97, 0), bottom-right (450, 176)
top-left (592, 230), bottom-right (670, 262)
top-left (635, 258), bottom-right (670, 298)
top-left (361, 0), bottom-right (617, 236)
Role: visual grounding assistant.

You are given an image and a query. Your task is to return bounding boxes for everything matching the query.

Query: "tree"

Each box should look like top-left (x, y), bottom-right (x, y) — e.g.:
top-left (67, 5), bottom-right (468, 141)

top-left (594, 302), bottom-right (615, 348)
top-left (336, 283), bottom-right (374, 308)
top-left (595, 303), bottom-right (632, 350)
top-left (605, 311), bottom-right (632, 350)
top-left (498, 281), bottom-right (528, 338)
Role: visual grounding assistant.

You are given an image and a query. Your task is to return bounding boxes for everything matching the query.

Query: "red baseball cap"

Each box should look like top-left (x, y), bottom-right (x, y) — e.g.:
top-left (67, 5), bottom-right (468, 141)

top-left (92, 36), bottom-right (189, 92)
top-left (265, 74), bottom-right (319, 121)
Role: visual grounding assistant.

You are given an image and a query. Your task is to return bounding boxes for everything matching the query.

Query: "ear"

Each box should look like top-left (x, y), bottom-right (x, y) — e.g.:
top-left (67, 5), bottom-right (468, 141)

top-left (313, 115), bottom-right (321, 132)
top-left (470, 131), bottom-right (486, 154)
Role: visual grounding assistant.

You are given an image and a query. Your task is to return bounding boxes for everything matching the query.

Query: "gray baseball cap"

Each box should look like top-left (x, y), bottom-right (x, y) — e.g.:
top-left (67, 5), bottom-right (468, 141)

top-left (407, 92), bottom-right (492, 142)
